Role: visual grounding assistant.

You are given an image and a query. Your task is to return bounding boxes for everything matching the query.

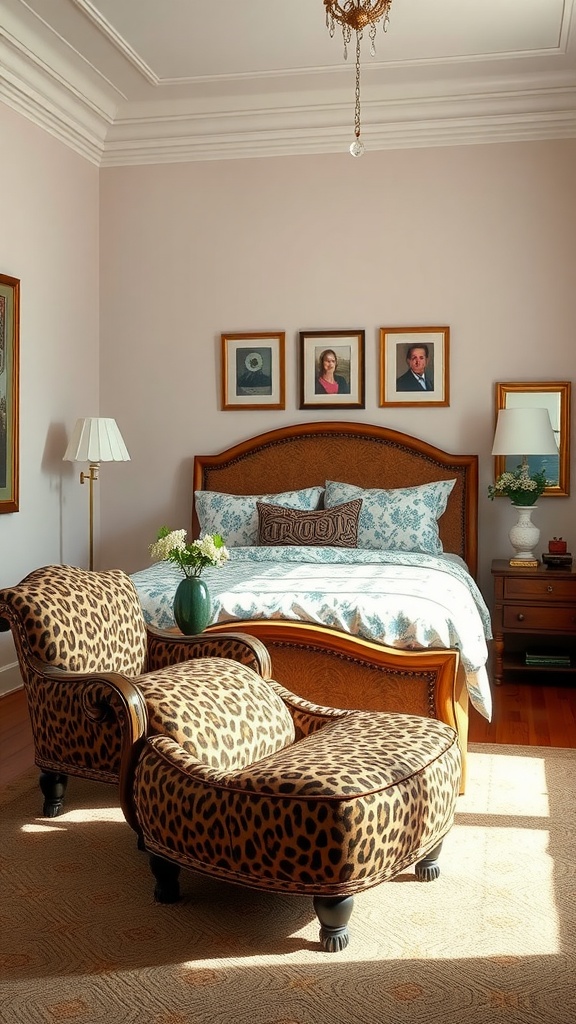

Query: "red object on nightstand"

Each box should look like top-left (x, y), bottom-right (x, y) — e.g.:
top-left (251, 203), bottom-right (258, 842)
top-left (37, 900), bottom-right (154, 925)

top-left (549, 538), bottom-right (568, 554)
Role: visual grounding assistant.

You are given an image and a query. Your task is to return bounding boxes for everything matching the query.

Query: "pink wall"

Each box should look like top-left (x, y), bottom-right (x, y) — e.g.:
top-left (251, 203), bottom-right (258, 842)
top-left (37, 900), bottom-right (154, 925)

top-left (0, 101), bottom-right (100, 692)
top-left (0, 100), bottom-right (574, 695)
top-left (99, 141), bottom-right (576, 599)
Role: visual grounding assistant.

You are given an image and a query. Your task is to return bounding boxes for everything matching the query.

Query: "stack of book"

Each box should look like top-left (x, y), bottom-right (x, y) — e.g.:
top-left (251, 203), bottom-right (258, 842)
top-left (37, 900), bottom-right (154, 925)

top-left (525, 650), bottom-right (572, 668)
top-left (541, 552), bottom-right (573, 569)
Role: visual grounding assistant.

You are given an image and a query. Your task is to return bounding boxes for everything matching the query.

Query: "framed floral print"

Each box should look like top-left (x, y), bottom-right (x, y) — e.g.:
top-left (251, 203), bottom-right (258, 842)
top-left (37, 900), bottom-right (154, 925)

top-left (221, 332), bottom-right (285, 410)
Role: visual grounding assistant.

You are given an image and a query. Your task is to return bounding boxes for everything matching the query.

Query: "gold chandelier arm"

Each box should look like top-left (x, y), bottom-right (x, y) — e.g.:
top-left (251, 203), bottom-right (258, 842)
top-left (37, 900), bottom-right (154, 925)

top-left (324, 0), bottom-right (392, 32)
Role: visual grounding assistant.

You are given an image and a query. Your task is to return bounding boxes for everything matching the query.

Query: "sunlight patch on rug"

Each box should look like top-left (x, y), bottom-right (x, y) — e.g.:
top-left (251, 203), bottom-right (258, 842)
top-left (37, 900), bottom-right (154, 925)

top-left (458, 748), bottom-right (551, 818)
top-left (2, 745), bottom-right (575, 1024)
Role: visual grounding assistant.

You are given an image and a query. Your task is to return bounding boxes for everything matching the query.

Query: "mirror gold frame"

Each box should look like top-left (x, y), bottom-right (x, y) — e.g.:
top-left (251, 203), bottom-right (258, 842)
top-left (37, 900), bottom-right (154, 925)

top-left (494, 381), bottom-right (571, 497)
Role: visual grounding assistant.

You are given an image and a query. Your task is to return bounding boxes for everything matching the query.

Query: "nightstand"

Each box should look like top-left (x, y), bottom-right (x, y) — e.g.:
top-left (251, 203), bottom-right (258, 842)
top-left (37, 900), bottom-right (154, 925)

top-left (491, 559), bottom-right (576, 684)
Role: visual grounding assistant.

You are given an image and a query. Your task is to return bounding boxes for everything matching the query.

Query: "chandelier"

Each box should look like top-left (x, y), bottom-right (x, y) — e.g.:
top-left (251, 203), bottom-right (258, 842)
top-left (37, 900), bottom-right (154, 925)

top-left (323, 0), bottom-right (393, 157)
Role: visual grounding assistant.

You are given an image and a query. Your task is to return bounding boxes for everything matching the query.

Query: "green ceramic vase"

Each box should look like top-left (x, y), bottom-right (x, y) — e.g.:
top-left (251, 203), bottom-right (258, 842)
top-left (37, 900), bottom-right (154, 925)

top-left (173, 575), bottom-right (211, 635)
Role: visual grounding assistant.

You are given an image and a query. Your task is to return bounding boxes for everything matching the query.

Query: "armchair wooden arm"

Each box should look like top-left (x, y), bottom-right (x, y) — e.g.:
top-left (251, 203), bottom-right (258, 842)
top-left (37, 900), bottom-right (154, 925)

top-left (145, 628), bottom-right (272, 677)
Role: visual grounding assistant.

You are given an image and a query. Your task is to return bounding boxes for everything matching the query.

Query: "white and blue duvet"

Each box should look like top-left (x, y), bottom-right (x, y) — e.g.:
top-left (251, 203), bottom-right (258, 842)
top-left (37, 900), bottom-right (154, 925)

top-left (131, 546), bottom-right (493, 720)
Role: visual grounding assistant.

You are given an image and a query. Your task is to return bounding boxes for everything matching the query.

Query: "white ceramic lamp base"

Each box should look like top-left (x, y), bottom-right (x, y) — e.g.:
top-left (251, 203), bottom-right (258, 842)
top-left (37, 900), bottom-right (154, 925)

top-left (509, 505), bottom-right (540, 562)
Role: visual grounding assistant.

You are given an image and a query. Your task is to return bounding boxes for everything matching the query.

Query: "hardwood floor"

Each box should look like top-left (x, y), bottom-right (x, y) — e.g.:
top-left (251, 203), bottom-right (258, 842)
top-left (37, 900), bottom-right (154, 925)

top-left (0, 687), bottom-right (34, 786)
top-left (468, 675), bottom-right (576, 747)
top-left (1, 676), bottom-right (575, 788)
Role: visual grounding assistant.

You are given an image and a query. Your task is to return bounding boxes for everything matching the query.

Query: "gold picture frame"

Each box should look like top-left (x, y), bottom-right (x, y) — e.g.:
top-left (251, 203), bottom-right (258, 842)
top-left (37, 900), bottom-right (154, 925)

top-left (494, 381), bottom-right (571, 497)
top-left (0, 273), bottom-right (20, 513)
top-left (379, 326), bottom-right (450, 407)
top-left (221, 332), bottom-right (285, 410)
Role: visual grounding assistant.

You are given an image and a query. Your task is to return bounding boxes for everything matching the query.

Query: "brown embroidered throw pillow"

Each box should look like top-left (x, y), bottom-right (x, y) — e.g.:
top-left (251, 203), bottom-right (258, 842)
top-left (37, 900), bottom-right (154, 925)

top-left (257, 499), bottom-right (362, 548)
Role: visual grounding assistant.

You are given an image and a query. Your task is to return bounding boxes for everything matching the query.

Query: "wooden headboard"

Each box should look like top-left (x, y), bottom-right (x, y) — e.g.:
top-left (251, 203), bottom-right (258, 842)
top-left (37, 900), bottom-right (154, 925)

top-left (192, 421), bottom-right (478, 578)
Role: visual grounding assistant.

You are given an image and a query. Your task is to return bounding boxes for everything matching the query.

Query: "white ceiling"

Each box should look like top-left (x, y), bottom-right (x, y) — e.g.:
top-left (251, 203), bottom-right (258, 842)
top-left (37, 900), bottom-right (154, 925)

top-left (1, 0), bottom-right (575, 165)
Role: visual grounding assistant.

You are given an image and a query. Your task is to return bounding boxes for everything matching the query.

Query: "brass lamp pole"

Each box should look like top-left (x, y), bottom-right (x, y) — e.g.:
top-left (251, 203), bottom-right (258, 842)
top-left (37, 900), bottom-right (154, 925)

top-left (79, 462), bottom-right (100, 571)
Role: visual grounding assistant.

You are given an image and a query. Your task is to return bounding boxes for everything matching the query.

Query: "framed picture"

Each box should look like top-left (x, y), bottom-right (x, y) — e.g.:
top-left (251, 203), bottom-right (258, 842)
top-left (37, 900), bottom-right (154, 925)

top-left (379, 326), bottom-right (450, 407)
top-left (299, 330), bottom-right (365, 410)
top-left (0, 273), bottom-right (20, 513)
top-left (494, 381), bottom-right (571, 497)
top-left (221, 332), bottom-right (285, 410)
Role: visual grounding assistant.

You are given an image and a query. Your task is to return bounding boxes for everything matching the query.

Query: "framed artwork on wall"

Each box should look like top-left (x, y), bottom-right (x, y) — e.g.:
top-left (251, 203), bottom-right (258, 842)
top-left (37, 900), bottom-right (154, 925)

top-left (221, 332), bottom-right (285, 410)
top-left (299, 329), bottom-right (365, 410)
top-left (379, 326), bottom-right (450, 408)
top-left (494, 381), bottom-right (571, 497)
top-left (0, 273), bottom-right (20, 513)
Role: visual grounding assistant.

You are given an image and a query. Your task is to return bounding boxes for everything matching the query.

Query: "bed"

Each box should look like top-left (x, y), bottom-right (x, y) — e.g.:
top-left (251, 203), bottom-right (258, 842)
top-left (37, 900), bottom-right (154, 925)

top-left (132, 421), bottom-right (492, 792)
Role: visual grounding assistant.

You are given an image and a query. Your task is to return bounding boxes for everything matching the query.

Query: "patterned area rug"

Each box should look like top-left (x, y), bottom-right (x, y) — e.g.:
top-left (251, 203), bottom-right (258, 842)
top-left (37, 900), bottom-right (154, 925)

top-left (1, 743), bottom-right (575, 1024)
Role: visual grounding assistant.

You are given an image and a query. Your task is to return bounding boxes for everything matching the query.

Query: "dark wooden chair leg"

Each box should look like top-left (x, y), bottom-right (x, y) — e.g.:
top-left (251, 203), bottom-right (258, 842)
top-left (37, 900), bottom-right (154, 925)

top-left (313, 894), bottom-right (354, 952)
top-left (39, 770), bottom-right (68, 818)
top-left (150, 854), bottom-right (181, 903)
top-left (415, 840), bottom-right (444, 881)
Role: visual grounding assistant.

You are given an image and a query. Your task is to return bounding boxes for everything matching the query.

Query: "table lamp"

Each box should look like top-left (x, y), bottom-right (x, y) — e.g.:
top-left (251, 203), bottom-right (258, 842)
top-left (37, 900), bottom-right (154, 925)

top-left (491, 407), bottom-right (557, 564)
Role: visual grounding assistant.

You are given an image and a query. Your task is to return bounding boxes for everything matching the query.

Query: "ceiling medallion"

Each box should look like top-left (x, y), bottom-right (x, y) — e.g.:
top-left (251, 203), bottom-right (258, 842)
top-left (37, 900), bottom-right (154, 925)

top-left (323, 1), bottom-right (393, 156)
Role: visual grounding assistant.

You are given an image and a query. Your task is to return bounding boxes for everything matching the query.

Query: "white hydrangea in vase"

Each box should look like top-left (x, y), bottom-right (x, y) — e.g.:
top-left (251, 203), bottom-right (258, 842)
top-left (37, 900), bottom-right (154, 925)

top-left (149, 527), bottom-right (229, 633)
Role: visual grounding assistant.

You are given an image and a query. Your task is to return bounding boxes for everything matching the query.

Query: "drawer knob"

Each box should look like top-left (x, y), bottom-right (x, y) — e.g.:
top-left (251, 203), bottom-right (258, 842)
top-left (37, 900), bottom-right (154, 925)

top-left (547, 585), bottom-right (553, 593)
top-left (517, 613), bottom-right (525, 621)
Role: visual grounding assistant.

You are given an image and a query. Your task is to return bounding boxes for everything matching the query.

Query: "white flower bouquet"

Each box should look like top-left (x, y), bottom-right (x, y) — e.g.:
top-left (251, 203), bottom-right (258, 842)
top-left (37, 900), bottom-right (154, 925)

top-left (487, 464), bottom-right (547, 506)
top-left (149, 527), bottom-right (229, 577)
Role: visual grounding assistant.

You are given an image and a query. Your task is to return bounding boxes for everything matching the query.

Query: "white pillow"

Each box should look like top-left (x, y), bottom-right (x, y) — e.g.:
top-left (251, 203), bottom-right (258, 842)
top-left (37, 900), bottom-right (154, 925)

top-left (324, 479), bottom-right (456, 555)
top-left (194, 486), bottom-right (325, 547)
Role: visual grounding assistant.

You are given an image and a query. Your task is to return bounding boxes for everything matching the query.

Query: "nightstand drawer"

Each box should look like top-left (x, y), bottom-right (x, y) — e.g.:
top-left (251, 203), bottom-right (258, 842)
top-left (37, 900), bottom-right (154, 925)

top-left (503, 576), bottom-right (576, 602)
top-left (502, 605), bottom-right (576, 632)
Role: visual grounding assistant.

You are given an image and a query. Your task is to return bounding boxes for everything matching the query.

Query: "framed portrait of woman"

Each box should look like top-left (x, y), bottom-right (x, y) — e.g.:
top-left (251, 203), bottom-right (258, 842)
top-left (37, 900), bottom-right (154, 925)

top-left (299, 330), bottom-right (365, 410)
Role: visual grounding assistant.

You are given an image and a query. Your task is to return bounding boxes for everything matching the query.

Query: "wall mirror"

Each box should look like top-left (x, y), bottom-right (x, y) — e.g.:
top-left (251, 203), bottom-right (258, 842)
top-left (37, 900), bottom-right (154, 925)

top-left (495, 381), bottom-right (571, 496)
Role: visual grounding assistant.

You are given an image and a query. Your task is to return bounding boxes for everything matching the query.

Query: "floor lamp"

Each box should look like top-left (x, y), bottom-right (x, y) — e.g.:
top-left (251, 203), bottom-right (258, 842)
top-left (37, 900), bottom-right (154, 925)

top-left (63, 418), bottom-right (131, 570)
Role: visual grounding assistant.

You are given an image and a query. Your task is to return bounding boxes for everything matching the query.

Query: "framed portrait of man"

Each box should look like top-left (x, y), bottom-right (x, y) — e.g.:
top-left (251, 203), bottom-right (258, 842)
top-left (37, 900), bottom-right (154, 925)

top-left (379, 326), bottom-right (450, 408)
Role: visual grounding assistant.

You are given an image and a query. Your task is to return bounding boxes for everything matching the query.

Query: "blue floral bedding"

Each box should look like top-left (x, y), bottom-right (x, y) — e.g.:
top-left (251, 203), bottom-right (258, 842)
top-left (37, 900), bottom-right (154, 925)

top-left (131, 546), bottom-right (493, 720)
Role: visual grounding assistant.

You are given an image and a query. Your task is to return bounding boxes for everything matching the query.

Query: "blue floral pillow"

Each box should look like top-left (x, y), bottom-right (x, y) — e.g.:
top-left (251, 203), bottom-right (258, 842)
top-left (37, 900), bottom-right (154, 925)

top-left (194, 486), bottom-right (324, 547)
top-left (324, 479), bottom-right (456, 554)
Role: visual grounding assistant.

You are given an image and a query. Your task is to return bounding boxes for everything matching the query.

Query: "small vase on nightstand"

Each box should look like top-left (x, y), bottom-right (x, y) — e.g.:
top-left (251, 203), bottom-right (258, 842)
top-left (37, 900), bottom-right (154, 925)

top-left (509, 505), bottom-right (540, 562)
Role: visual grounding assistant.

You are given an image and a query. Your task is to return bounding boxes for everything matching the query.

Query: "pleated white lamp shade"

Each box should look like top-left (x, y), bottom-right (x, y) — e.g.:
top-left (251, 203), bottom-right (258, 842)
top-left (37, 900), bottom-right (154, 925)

top-left (63, 418), bottom-right (130, 463)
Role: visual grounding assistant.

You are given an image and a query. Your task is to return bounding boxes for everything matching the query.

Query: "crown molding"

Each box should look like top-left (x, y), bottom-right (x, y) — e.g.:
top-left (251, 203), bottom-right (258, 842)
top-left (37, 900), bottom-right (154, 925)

top-left (101, 81), bottom-right (576, 164)
top-left (0, 29), bottom-right (111, 164)
top-left (1, 24), bottom-right (575, 167)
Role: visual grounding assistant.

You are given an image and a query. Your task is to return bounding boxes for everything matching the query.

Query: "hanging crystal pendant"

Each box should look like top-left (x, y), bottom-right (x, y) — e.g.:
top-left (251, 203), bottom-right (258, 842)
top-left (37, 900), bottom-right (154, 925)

top-left (350, 139), bottom-right (365, 157)
top-left (369, 24), bottom-right (377, 57)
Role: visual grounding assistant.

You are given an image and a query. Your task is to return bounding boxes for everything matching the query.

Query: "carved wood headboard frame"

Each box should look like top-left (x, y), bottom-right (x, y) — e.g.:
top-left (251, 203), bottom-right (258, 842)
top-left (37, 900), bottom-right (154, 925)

top-left (193, 421), bottom-right (478, 578)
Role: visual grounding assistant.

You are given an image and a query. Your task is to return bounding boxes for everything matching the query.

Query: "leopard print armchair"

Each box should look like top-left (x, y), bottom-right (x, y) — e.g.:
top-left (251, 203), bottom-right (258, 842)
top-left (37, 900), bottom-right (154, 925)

top-left (0, 563), bottom-right (272, 816)
top-left (108, 663), bottom-right (462, 953)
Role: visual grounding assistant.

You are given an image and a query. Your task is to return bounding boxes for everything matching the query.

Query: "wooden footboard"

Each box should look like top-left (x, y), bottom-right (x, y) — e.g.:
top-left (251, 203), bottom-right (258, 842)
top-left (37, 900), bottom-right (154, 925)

top-left (195, 422), bottom-right (479, 795)
top-left (204, 620), bottom-right (468, 793)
